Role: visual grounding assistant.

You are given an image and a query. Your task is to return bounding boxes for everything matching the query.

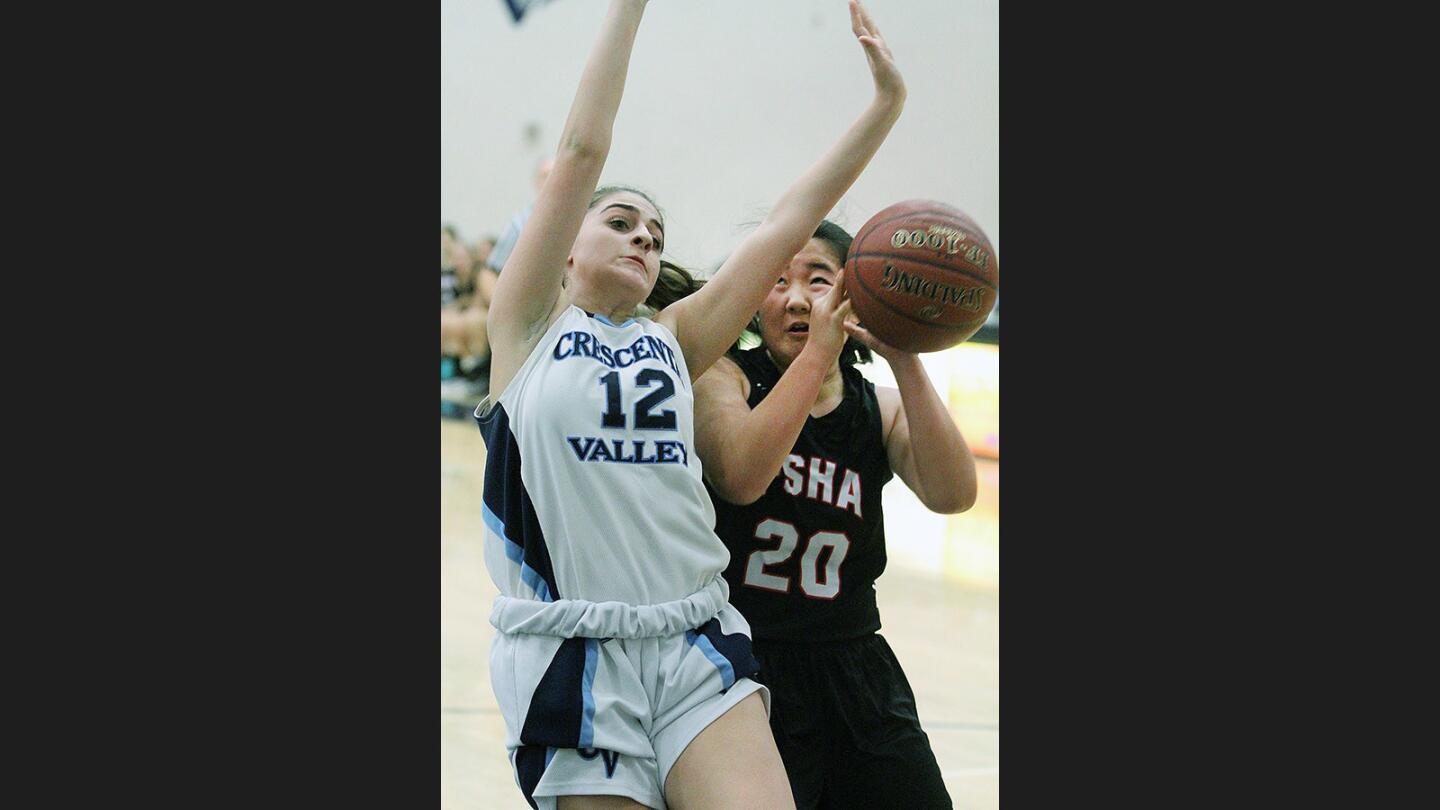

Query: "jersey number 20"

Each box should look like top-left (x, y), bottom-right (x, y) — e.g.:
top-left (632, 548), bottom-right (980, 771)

top-left (743, 518), bottom-right (851, 600)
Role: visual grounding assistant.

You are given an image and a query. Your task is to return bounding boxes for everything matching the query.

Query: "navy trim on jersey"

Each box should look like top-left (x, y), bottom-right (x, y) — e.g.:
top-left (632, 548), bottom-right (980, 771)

top-left (476, 403), bottom-right (561, 602)
top-left (588, 311), bottom-right (636, 328)
top-left (481, 503), bottom-right (555, 601)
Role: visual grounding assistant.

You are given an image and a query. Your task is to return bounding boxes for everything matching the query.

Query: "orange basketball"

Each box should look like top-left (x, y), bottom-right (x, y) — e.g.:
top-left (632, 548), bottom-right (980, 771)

top-left (845, 200), bottom-right (998, 353)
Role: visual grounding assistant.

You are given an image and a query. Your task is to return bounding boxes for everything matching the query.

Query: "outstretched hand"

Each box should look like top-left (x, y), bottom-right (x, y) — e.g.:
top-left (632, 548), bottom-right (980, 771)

top-left (850, 0), bottom-right (905, 101)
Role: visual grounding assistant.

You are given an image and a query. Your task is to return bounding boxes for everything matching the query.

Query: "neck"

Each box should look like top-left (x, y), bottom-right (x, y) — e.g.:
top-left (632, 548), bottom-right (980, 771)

top-left (767, 348), bottom-right (844, 396)
top-left (568, 288), bottom-right (641, 324)
top-left (819, 362), bottom-right (844, 400)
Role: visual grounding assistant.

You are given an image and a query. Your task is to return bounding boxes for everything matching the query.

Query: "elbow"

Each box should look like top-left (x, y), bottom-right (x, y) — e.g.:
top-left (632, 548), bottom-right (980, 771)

top-left (716, 483), bottom-right (767, 508)
top-left (707, 471), bottom-right (768, 507)
top-left (926, 485), bottom-right (977, 515)
top-left (557, 131), bottom-right (610, 164)
top-left (734, 484), bottom-right (770, 506)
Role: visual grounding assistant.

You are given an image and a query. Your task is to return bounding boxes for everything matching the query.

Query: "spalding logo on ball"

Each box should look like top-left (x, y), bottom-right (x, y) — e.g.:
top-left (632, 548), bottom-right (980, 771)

top-left (845, 200), bottom-right (998, 354)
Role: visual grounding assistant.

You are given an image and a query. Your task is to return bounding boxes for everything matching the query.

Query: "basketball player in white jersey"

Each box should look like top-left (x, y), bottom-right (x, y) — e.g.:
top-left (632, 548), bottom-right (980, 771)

top-left (474, 1), bottom-right (905, 807)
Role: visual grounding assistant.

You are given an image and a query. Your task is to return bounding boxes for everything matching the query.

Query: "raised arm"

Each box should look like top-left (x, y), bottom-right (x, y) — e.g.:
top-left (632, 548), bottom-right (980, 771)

top-left (487, 0), bottom-right (649, 396)
top-left (657, 0), bottom-right (905, 381)
top-left (695, 273), bottom-right (855, 504)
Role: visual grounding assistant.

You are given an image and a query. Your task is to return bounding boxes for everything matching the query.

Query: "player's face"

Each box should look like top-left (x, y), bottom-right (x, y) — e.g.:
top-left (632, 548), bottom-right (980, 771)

top-left (758, 238), bottom-right (841, 370)
top-left (569, 192), bottom-right (665, 300)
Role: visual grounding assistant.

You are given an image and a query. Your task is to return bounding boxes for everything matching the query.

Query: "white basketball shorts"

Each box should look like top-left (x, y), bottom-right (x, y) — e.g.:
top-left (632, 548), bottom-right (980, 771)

top-left (489, 578), bottom-right (768, 809)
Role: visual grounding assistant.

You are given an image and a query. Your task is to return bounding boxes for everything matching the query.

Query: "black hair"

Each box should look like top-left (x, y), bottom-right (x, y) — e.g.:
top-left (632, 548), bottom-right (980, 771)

top-left (647, 259), bottom-right (703, 312)
top-left (729, 219), bottom-right (872, 367)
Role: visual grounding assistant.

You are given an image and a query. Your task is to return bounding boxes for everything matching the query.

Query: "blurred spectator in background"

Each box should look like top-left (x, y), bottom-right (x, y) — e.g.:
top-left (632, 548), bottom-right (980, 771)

top-left (471, 236), bottom-right (500, 307)
top-left (441, 153), bottom-right (555, 405)
top-left (485, 156), bottom-right (555, 276)
top-left (442, 225), bottom-right (463, 383)
top-left (442, 234), bottom-right (497, 401)
top-left (442, 224), bottom-right (462, 309)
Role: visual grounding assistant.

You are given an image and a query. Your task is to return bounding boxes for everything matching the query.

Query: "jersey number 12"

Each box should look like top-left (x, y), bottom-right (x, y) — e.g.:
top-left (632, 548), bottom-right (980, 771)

top-left (599, 369), bottom-right (676, 430)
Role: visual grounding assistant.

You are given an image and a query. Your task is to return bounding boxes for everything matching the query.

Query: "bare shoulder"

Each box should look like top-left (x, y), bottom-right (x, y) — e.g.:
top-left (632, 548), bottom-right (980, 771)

top-left (654, 300), bottom-right (702, 379)
top-left (695, 354), bottom-right (751, 403)
top-left (873, 384), bottom-right (904, 442)
top-left (654, 300), bottom-right (684, 339)
top-left (693, 355), bottom-right (753, 457)
top-left (488, 298), bottom-right (574, 401)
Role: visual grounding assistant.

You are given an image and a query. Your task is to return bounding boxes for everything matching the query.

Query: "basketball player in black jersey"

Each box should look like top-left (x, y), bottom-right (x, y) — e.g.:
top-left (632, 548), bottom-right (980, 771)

top-left (693, 220), bottom-right (977, 809)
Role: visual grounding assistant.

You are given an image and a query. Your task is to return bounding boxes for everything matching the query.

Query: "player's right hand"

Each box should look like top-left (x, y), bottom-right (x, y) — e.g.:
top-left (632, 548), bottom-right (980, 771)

top-left (850, 0), bottom-right (905, 102)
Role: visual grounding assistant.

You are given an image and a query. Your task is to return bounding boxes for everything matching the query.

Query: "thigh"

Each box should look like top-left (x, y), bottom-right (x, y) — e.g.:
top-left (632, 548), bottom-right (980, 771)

top-left (663, 691), bottom-right (795, 810)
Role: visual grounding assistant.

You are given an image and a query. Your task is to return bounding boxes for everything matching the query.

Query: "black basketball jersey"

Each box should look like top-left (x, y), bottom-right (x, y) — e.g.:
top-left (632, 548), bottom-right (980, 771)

top-left (708, 347), bottom-right (894, 642)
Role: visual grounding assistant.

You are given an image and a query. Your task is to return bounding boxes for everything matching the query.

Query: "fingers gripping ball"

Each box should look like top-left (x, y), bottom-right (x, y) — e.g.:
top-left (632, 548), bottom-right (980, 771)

top-left (844, 200), bottom-right (998, 353)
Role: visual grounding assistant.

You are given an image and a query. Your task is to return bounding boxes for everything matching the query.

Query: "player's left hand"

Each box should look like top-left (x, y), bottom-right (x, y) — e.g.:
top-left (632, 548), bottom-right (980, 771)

top-left (841, 317), bottom-right (914, 364)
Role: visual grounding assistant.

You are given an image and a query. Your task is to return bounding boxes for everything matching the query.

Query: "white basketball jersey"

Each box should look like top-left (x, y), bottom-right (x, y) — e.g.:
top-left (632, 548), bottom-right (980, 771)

top-left (475, 305), bottom-right (730, 606)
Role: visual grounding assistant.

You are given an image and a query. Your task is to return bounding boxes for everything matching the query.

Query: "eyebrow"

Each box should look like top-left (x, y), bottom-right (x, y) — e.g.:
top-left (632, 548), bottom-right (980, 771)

top-left (602, 204), bottom-right (664, 238)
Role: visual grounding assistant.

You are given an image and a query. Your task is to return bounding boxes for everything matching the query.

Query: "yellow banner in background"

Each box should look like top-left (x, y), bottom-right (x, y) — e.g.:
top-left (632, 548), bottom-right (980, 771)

top-left (947, 342), bottom-right (999, 460)
top-left (944, 341), bottom-right (998, 589)
top-left (820, 339), bottom-right (1001, 590)
top-left (946, 457), bottom-right (998, 590)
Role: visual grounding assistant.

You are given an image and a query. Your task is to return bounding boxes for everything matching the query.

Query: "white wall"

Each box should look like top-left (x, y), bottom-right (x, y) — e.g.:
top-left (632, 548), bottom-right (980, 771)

top-left (441, 0), bottom-right (998, 273)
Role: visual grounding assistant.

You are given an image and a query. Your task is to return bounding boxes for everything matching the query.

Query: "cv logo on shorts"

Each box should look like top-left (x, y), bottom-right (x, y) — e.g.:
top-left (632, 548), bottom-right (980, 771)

top-left (577, 748), bottom-right (621, 779)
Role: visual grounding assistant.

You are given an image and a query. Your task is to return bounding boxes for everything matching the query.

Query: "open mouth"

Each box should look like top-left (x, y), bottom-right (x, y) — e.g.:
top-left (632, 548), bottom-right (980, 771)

top-left (786, 323), bottom-right (809, 335)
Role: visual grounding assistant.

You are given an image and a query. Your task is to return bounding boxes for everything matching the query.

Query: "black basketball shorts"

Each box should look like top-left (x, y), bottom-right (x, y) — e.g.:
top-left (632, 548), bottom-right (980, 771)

top-left (752, 633), bottom-right (952, 810)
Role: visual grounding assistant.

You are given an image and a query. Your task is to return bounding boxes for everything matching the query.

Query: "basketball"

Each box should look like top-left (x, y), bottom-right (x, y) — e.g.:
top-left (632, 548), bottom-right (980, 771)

top-left (845, 200), bottom-right (998, 353)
